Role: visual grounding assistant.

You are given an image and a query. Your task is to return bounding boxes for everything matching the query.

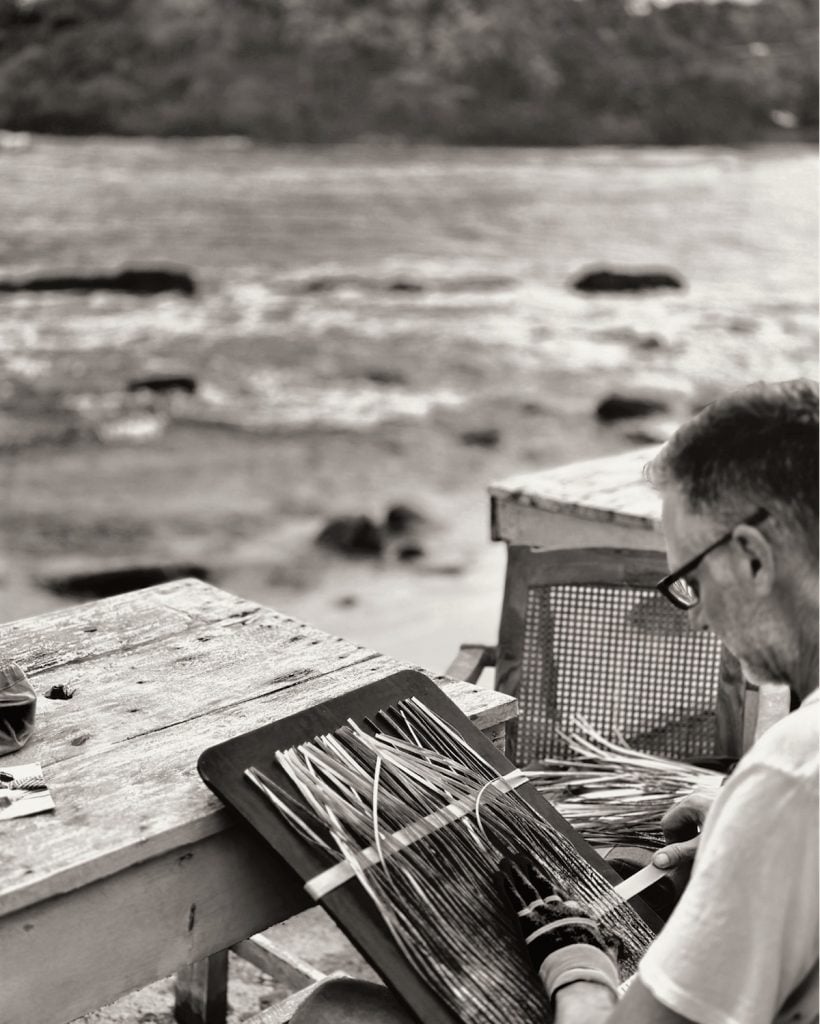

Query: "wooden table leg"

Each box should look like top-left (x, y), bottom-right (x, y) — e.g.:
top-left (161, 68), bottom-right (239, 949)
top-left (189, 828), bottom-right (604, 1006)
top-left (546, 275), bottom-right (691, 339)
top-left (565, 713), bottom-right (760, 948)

top-left (175, 950), bottom-right (229, 1024)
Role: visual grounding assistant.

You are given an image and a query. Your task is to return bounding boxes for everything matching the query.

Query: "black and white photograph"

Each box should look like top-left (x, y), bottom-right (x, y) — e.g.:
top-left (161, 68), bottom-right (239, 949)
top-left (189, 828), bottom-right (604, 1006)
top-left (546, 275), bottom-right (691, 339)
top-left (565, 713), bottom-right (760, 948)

top-left (0, 762), bottom-right (54, 819)
top-left (0, 1), bottom-right (817, 1023)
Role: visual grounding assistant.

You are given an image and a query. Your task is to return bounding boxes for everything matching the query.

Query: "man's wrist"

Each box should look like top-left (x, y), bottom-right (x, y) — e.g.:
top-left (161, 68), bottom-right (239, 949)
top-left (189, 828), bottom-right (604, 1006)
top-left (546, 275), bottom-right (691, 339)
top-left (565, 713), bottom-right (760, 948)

top-left (538, 943), bottom-right (620, 1003)
top-left (553, 980), bottom-right (617, 1024)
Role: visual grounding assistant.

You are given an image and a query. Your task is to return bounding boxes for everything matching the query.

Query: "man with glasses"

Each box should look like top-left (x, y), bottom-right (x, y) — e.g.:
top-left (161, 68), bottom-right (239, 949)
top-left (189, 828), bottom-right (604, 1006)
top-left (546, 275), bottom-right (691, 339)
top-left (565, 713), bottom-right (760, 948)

top-left (292, 379), bottom-right (818, 1024)
top-left (529, 377), bottom-right (819, 1024)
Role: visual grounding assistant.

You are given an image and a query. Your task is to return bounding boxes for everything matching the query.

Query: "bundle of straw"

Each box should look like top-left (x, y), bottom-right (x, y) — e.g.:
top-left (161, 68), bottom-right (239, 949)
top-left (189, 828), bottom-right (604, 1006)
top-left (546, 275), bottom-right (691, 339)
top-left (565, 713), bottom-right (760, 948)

top-left (525, 716), bottom-right (724, 850)
top-left (246, 698), bottom-right (656, 1024)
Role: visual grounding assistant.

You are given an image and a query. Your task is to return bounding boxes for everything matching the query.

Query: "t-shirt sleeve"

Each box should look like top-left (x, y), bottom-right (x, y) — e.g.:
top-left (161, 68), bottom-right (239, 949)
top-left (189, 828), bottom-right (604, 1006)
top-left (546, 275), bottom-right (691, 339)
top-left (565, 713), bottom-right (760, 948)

top-left (638, 763), bottom-right (819, 1024)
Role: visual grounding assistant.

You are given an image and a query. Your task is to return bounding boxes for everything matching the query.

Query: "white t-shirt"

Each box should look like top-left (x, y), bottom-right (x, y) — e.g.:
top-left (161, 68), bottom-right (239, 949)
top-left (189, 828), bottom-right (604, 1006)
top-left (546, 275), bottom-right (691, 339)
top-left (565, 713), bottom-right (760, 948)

top-left (639, 688), bottom-right (819, 1024)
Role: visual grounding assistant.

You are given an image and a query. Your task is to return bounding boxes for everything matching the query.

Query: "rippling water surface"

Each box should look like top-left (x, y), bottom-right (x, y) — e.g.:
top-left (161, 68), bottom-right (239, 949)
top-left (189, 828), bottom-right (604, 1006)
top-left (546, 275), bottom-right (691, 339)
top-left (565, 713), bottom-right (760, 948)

top-left (0, 137), bottom-right (817, 662)
top-left (0, 138), bottom-right (816, 438)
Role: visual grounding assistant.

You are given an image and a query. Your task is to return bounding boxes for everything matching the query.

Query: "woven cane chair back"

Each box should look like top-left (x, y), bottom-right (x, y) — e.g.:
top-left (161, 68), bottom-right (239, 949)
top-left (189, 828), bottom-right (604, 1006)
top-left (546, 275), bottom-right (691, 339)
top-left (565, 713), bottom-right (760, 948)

top-left (496, 547), bottom-right (741, 767)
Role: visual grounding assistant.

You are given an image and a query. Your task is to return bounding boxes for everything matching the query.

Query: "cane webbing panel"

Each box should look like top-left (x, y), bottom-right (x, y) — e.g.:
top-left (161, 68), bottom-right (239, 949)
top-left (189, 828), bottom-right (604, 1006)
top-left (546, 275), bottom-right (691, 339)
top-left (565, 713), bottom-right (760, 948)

top-left (516, 581), bottom-right (723, 765)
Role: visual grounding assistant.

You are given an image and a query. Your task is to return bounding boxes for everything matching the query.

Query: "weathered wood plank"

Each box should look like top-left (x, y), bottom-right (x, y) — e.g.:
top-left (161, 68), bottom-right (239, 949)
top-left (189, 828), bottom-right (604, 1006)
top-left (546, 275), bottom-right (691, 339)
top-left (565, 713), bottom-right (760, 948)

top-left (6, 606), bottom-right (379, 769)
top-left (0, 825), bottom-right (311, 1024)
top-left (232, 933), bottom-right (325, 985)
top-left (491, 500), bottom-right (666, 550)
top-left (489, 445), bottom-right (663, 544)
top-left (0, 578), bottom-right (260, 676)
top-left (174, 951), bottom-right (229, 1024)
top-left (439, 678), bottom-right (513, 733)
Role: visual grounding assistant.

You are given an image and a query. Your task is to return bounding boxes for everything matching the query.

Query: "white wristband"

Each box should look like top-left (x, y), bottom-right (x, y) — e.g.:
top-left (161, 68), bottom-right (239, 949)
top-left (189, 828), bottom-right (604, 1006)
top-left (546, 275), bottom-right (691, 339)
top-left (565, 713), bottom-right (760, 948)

top-left (538, 943), bottom-right (620, 1004)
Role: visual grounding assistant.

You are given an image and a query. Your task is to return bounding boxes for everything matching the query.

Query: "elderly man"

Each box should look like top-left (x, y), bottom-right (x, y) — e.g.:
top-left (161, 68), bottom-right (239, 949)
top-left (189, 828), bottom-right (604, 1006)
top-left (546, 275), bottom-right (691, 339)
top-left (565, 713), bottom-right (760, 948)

top-left (294, 378), bottom-right (819, 1024)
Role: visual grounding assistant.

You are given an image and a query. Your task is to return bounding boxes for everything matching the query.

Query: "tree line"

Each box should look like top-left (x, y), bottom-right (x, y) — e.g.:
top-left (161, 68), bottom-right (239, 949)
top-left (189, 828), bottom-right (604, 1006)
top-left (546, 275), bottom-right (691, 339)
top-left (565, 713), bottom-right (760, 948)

top-left (0, 0), bottom-right (816, 145)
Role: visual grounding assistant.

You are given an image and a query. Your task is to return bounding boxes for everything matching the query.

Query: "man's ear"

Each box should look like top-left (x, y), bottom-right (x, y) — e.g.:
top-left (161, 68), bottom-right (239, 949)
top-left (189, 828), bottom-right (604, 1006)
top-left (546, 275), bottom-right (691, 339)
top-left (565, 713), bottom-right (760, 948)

top-left (731, 524), bottom-right (775, 595)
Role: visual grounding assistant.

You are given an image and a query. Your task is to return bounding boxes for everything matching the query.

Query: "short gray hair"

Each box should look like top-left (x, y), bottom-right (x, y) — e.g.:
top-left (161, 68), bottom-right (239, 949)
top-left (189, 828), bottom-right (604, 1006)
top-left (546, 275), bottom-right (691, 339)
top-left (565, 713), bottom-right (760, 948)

top-left (647, 379), bottom-right (818, 555)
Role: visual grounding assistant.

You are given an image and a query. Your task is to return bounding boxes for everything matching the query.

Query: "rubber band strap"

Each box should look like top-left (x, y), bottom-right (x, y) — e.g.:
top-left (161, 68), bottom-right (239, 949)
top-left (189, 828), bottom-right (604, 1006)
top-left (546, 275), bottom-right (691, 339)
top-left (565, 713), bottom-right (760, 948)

top-left (526, 916), bottom-right (602, 945)
top-left (304, 769), bottom-right (528, 900)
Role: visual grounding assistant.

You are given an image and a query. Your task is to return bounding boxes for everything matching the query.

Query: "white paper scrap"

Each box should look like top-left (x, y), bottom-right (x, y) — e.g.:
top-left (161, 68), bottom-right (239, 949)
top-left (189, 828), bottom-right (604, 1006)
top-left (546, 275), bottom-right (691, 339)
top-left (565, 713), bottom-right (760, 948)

top-left (0, 762), bottom-right (55, 820)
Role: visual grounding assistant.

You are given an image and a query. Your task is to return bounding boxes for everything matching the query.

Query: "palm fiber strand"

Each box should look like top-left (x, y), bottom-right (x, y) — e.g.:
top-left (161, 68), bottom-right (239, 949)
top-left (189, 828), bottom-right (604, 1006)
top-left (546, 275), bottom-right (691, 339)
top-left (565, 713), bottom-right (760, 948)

top-left (526, 716), bottom-right (723, 850)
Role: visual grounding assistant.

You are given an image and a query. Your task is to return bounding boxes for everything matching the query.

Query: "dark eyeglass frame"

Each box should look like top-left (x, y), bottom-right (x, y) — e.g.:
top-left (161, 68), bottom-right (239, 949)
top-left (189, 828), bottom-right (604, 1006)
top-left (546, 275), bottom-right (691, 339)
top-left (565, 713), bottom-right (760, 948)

top-left (657, 507), bottom-right (770, 610)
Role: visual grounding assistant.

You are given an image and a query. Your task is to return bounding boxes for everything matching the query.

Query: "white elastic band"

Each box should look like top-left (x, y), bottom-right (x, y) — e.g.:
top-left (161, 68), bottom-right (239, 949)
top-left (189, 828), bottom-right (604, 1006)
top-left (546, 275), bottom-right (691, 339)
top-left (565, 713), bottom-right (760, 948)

top-left (304, 769), bottom-right (528, 900)
top-left (517, 894), bottom-right (561, 917)
top-left (526, 916), bottom-right (601, 945)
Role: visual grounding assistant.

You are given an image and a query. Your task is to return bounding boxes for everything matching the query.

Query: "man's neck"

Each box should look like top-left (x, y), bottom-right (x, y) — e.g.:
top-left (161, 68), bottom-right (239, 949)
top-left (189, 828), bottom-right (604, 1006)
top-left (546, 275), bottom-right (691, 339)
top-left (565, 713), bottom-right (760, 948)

top-left (778, 563), bottom-right (819, 703)
top-left (792, 643), bottom-right (819, 704)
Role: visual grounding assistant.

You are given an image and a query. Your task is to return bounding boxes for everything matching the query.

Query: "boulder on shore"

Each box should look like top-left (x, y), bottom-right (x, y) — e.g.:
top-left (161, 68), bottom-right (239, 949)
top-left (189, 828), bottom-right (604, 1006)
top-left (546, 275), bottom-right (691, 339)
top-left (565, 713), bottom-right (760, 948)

top-left (316, 515), bottom-right (384, 557)
top-left (384, 503), bottom-right (426, 534)
top-left (596, 394), bottom-right (671, 421)
top-left (571, 267), bottom-right (684, 293)
top-left (460, 427), bottom-right (501, 448)
top-left (39, 563), bottom-right (210, 599)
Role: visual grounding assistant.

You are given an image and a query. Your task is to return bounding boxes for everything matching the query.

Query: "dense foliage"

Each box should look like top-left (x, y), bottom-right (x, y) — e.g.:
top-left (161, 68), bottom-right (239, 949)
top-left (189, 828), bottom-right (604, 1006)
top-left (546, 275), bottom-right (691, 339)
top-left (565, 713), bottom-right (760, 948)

top-left (0, 0), bottom-right (816, 144)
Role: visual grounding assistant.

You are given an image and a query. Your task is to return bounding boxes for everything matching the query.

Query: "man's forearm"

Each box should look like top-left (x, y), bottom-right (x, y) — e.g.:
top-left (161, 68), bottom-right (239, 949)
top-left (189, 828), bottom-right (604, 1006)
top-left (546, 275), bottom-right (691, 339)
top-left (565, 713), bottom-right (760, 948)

top-left (553, 981), bottom-right (617, 1024)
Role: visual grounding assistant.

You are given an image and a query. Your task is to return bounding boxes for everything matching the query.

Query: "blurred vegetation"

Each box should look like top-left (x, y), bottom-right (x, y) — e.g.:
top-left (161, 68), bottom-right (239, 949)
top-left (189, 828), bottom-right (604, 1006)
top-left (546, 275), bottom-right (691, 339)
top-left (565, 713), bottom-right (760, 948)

top-left (0, 0), bottom-right (816, 144)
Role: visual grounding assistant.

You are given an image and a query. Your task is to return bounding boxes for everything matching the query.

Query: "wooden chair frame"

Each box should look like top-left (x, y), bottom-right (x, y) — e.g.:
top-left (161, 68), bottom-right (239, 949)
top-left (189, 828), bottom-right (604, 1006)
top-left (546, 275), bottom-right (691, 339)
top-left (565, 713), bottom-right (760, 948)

top-left (449, 546), bottom-right (789, 766)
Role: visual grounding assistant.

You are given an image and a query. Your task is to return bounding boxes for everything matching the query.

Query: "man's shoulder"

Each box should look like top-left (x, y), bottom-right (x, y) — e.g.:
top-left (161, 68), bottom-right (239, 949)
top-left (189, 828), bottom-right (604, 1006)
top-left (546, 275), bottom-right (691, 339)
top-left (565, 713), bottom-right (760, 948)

top-left (736, 689), bottom-right (818, 789)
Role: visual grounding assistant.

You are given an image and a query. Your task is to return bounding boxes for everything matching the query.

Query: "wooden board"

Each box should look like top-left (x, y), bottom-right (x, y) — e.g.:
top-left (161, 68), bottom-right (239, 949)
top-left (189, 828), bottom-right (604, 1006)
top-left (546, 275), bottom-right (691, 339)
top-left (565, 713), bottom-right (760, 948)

top-left (490, 446), bottom-right (663, 547)
top-left (199, 669), bottom-right (661, 1024)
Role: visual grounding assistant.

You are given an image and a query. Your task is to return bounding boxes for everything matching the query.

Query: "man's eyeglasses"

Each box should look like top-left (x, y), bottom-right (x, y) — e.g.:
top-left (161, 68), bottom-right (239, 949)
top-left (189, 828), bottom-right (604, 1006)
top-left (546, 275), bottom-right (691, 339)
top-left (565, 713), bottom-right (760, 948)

top-left (657, 507), bottom-right (770, 610)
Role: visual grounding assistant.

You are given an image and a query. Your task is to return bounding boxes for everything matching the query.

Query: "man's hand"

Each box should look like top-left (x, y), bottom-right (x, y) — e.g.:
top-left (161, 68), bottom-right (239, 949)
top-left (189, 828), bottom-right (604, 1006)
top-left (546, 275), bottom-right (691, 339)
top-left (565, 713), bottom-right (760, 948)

top-left (652, 790), bottom-right (715, 871)
top-left (496, 855), bottom-right (620, 1007)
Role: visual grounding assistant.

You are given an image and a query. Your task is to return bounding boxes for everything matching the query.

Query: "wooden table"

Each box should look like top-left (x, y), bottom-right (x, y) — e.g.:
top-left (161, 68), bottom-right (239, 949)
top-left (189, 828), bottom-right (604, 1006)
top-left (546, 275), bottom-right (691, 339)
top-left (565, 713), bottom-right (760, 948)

top-left (490, 444), bottom-right (664, 552)
top-left (0, 579), bottom-right (516, 1024)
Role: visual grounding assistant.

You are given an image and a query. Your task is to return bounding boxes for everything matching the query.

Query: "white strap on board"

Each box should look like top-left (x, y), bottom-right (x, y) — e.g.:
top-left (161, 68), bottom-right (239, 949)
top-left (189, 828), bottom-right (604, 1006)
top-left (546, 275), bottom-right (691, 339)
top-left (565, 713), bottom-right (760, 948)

top-left (612, 862), bottom-right (669, 902)
top-left (304, 769), bottom-right (529, 901)
top-left (303, 767), bottom-right (668, 905)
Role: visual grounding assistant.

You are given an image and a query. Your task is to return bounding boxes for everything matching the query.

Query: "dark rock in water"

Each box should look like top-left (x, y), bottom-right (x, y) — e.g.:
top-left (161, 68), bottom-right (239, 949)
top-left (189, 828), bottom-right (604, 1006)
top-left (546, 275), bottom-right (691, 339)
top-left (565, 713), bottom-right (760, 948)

top-left (637, 335), bottom-right (663, 350)
top-left (302, 277), bottom-right (334, 293)
top-left (127, 374), bottom-right (197, 395)
top-left (300, 275), bottom-right (370, 293)
top-left (388, 279), bottom-right (424, 292)
top-left (40, 564), bottom-right (210, 599)
top-left (0, 268), bottom-right (196, 296)
top-left (520, 400), bottom-right (547, 415)
top-left (397, 543), bottom-right (425, 561)
top-left (316, 515), bottom-right (383, 557)
top-left (596, 394), bottom-right (670, 421)
top-left (572, 267), bottom-right (684, 293)
top-left (384, 503), bottom-right (426, 534)
top-left (365, 369), bottom-right (407, 386)
top-left (303, 275), bottom-right (425, 294)
top-left (460, 428), bottom-right (501, 448)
